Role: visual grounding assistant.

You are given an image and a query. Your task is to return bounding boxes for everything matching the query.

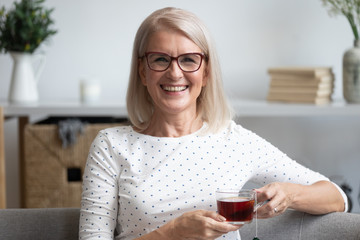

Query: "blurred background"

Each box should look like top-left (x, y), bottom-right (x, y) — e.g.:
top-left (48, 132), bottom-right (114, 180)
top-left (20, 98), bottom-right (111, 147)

top-left (1, 0), bottom-right (359, 212)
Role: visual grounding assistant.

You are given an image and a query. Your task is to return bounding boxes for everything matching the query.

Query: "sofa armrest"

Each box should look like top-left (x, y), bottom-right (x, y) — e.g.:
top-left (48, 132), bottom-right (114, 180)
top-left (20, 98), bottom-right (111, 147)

top-left (240, 209), bottom-right (360, 240)
top-left (0, 208), bottom-right (80, 240)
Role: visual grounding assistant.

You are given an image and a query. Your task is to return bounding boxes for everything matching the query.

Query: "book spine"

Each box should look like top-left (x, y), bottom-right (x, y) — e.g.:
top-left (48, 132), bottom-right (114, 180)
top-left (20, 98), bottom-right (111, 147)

top-left (268, 68), bottom-right (333, 78)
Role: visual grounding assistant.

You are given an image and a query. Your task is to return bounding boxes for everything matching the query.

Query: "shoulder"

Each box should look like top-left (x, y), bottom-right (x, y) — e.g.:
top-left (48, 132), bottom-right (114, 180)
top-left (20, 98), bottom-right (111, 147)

top-left (221, 120), bottom-right (255, 136)
top-left (216, 120), bottom-right (272, 146)
top-left (91, 125), bottom-right (135, 146)
top-left (99, 125), bottom-right (133, 135)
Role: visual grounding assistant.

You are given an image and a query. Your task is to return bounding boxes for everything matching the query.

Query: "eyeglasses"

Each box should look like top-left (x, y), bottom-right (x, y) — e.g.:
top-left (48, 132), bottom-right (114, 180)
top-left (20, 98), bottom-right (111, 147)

top-left (144, 52), bottom-right (205, 73)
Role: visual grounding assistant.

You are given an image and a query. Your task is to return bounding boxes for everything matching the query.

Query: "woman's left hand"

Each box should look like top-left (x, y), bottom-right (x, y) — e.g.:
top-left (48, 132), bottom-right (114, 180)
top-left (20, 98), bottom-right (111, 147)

top-left (254, 182), bottom-right (295, 219)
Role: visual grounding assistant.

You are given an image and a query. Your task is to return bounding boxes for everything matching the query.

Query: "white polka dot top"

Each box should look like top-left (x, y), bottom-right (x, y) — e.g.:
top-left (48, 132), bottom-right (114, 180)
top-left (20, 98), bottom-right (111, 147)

top-left (79, 120), bottom-right (347, 240)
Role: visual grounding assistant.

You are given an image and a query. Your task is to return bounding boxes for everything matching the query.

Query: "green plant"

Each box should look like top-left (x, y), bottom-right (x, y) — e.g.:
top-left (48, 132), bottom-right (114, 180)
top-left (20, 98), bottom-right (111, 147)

top-left (321, 0), bottom-right (360, 40)
top-left (0, 0), bottom-right (57, 53)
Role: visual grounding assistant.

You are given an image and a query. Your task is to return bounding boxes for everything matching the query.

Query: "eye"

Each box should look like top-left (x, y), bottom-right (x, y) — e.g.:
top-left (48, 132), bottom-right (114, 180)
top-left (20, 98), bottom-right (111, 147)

top-left (149, 54), bottom-right (170, 63)
top-left (179, 54), bottom-right (200, 65)
top-left (181, 56), bottom-right (195, 63)
top-left (155, 57), bottom-right (169, 62)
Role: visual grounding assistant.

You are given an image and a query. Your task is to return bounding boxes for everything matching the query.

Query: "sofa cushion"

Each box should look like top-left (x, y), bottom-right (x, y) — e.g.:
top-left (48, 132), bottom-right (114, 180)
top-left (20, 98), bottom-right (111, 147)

top-left (0, 208), bottom-right (359, 240)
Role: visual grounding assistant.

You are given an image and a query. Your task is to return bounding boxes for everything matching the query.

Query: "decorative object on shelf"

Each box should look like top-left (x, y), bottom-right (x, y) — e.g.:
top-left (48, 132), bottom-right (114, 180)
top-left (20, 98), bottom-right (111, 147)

top-left (79, 79), bottom-right (102, 104)
top-left (343, 40), bottom-right (360, 103)
top-left (0, 0), bottom-right (57, 103)
top-left (321, 0), bottom-right (360, 103)
top-left (8, 51), bottom-right (46, 103)
top-left (266, 66), bottom-right (334, 105)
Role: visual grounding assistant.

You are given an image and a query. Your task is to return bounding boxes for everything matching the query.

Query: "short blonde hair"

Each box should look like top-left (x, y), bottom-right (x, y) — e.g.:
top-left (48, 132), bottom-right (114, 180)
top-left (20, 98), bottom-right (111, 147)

top-left (126, 7), bottom-right (233, 133)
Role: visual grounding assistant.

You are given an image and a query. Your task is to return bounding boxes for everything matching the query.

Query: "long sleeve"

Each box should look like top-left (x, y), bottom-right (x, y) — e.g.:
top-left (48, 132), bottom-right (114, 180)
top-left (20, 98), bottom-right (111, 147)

top-left (79, 131), bottom-right (121, 239)
top-left (240, 124), bottom-right (349, 212)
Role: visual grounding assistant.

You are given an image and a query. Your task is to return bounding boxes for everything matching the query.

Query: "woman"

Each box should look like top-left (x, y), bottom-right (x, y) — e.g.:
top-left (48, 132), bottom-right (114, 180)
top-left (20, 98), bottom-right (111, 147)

top-left (79, 7), bottom-right (347, 240)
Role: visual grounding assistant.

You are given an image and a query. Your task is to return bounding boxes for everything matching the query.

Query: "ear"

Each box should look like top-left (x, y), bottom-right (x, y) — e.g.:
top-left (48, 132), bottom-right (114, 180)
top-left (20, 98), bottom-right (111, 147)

top-left (138, 58), bottom-right (147, 86)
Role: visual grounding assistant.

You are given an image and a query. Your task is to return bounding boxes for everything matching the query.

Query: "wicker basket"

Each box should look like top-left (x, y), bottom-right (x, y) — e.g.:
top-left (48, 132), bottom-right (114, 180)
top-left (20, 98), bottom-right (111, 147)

top-left (23, 121), bottom-right (124, 208)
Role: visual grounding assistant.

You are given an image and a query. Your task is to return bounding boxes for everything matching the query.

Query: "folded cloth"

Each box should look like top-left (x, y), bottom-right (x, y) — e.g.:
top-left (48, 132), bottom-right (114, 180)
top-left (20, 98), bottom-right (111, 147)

top-left (58, 118), bottom-right (85, 148)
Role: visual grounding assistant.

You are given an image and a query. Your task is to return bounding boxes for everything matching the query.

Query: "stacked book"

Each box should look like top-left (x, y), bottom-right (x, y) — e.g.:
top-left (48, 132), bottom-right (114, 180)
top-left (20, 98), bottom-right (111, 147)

top-left (266, 67), bottom-right (334, 105)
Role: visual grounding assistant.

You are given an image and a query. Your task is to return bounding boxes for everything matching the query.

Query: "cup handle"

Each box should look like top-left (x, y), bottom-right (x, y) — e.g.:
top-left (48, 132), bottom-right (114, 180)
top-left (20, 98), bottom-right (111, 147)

top-left (254, 199), bottom-right (269, 211)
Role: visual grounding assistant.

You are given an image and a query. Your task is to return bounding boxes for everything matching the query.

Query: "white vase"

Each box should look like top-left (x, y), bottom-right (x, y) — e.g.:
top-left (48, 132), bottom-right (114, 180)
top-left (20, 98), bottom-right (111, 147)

top-left (343, 40), bottom-right (360, 103)
top-left (8, 52), bottom-right (46, 103)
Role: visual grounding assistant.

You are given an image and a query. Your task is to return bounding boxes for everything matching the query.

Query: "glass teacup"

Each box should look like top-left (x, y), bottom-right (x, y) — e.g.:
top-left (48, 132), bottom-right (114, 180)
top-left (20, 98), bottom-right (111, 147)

top-left (216, 189), bottom-right (256, 224)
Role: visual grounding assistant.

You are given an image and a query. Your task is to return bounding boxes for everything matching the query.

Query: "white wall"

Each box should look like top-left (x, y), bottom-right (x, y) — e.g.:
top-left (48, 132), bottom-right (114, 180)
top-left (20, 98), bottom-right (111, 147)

top-left (1, 0), bottom-right (359, 211)
top-left (0, 0), bottom-right (352, 101)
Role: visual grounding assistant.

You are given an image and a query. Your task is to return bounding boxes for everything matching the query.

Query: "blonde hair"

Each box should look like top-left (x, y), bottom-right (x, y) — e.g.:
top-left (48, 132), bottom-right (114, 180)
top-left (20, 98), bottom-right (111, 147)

top-left (126, 7), bottom-right (233, 133)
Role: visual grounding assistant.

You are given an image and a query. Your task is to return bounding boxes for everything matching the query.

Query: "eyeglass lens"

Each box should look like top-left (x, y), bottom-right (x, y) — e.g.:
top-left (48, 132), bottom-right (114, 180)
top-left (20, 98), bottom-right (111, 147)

top-left (146, 53), bottom-right (203, 72)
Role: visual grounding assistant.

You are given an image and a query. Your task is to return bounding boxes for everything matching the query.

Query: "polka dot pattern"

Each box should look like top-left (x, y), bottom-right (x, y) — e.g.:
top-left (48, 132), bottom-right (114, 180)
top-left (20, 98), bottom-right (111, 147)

top-left (79, 121), bottom-right (330, 240)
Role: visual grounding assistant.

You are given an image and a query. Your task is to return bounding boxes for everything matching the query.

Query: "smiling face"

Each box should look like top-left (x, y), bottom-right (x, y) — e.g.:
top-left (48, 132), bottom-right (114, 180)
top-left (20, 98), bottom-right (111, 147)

top-left (139, 30), bottom-right (208, 119)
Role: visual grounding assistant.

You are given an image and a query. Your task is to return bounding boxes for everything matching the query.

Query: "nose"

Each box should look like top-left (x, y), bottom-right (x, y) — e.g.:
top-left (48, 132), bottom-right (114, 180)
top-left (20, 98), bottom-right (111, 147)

top-left (166, 59), bottom-right (183, 79)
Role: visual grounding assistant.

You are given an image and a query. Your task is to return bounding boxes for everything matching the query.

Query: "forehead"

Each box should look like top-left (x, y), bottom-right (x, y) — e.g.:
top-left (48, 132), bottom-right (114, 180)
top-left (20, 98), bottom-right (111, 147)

top-left (146, 30), bottom-right (202, 54)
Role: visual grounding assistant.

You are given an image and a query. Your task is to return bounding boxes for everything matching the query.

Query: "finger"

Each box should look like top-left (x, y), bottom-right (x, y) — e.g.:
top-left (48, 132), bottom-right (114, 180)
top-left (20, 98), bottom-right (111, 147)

top-left (256, 198), bottom-right (288, 219)
top-left (173, 210), bottom-right (242, 240)
top-left (273, 202), bottom-right (287, 215)
top-left (256, 203), bottom-right (272, 219)
top-left (204, 213), bottom-right (242, 233)
top-left (255, 186), bottom-right (276, 203)
top-left (256, 199), bottom-right (279, 218)
top-left (263, 189), bottom-right (289, 215)
top-left (254, 188), bottom-right (266, 203)
top-left (196, 212), bottom-right (242, 239)
top-left (195, 210), bottom-right (241, 233)
top-left (201, 210), bottom-right (227, 222)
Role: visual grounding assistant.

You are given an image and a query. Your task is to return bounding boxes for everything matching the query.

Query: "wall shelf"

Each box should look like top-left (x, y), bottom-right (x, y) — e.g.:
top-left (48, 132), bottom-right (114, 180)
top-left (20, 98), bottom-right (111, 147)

top-left (231, 99), bottom-right (360, 117)
top-left (2, 99), bottom-right (360, 118)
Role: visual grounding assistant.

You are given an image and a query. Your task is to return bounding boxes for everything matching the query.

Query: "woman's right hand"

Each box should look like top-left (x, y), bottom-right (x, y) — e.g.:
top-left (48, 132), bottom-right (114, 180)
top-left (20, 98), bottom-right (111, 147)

top-left (168, 210), bottom-right (241, 240)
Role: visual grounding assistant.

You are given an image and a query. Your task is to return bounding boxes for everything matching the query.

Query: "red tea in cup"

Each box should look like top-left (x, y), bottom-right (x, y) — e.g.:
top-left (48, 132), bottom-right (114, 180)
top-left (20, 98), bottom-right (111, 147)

top-left (216, 189), bottom-right (256, 224)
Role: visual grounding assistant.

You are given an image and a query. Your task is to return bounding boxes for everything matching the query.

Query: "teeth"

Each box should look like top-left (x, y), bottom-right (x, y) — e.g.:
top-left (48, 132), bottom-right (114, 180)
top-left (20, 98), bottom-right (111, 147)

top-left (162, 86), bottom-right (187, 92)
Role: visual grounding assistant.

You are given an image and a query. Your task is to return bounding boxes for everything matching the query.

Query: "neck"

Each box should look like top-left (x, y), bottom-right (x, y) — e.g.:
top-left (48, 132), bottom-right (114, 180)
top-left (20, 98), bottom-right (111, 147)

top-left (141, 111), bottom-right (203, 137)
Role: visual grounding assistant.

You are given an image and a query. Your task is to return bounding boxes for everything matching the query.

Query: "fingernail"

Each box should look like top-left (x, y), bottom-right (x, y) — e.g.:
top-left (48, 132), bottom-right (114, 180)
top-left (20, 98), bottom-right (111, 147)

top-left (218, 216), bottom-right (226, 222)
